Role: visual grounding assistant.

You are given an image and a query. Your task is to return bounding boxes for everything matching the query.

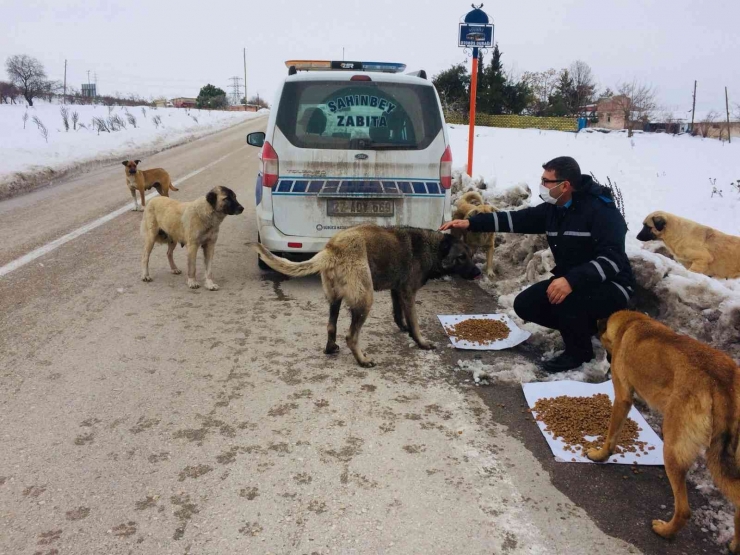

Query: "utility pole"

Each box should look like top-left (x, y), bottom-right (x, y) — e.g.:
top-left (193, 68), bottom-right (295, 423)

top-left (243, 48), bottom-right (248, 111)
top-left (63, 59), bottom-right (67, 104)
top-left (87, 70), bottom-right (91, 86)
top-left (229, 76), bottom-right (243, 106)
top-left (690, 80), bottom-right (697, 134)
top-left (726, 87), bottom-right (732, 143)
top-left (343, 47), bottom-right (345, 61)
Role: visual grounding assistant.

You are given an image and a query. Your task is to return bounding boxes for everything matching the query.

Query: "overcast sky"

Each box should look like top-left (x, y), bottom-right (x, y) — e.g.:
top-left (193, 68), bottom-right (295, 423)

top-left (2, 0), bottom-right (739, 116)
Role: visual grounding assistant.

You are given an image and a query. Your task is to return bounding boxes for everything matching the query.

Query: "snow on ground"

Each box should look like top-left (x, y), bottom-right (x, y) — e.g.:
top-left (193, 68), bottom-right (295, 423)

top-left (0, 100), bottom-right (266, 198)
top-left (448, 124), bottom-right (740, 546)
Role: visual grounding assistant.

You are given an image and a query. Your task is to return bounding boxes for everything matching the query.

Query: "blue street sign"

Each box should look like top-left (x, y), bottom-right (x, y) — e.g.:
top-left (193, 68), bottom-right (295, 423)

top-left (458, 22), bottom-right (494, 48)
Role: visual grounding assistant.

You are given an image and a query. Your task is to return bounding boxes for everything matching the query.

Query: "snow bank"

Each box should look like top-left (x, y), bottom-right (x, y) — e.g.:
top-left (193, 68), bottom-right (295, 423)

top-left (0, 100), bottom-right (265, 198)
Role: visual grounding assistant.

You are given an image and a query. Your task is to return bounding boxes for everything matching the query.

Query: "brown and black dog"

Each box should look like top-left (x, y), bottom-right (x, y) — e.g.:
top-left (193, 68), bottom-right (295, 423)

top-left (141, 186), bottom-right (243, 290)
top-left (588, 310), bottom-right (740, 551)
top-left (251, 225), bottom-right (481, 367)
top-left (123, 160), bottom-right (178, 211)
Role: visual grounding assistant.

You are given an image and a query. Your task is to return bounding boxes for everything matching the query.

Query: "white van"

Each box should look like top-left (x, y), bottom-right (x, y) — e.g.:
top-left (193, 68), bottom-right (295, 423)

top-left (246, 60), bottom-right (452, 267)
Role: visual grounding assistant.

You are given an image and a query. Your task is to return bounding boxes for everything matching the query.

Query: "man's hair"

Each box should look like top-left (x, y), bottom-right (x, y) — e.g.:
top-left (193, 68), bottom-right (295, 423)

top-left (542, 156), bottom-right (582, 191)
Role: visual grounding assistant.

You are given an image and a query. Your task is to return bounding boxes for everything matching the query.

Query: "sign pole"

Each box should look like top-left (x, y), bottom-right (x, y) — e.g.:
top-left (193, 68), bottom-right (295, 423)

top-left (468, 48), bottom-right (479, 176)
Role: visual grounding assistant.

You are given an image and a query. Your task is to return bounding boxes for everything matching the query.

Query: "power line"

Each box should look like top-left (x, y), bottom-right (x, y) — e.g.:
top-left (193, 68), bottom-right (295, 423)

top-left (228, 76), bottom-right (243, 105)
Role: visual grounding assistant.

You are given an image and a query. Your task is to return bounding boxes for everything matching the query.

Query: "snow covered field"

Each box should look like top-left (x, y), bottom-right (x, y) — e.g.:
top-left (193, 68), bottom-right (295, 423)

top-left (0, 100), bottom-right (265, 198)
top-left (448, 124), bottom-right (740, 546)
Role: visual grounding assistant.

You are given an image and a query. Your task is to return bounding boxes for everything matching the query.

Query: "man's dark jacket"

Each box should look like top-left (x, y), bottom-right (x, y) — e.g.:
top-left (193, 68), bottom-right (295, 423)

top-left (468, 175), bottom-right (636, 298)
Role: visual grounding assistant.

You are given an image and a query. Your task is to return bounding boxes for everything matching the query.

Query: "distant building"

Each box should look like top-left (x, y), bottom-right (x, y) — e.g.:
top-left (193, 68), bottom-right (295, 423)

top-left (171, 97), bottom-right (197, 109)
top-left (595, 95), bottom-right (630, 130)
top-left (228, 104), bottom-right (261, 112)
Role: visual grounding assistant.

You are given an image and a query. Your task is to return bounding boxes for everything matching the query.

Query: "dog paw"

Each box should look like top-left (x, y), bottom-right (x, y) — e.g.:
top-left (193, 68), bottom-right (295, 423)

top-left (417, 341), bottom-right (436, 350)
top-left (651, 520), bottom-right (676, 539)
top-left (358, 360), bottom-right (376, 368)
top-left (141, 275), bottom-right (152, 282)
top-left (188, 280), bottom-right (200, 289)
top-left (586, 448), bottom-right (610, 462)
top-left (205, 281), bottom-right (219, 291)
top-left (324, 344), bottom-right (340, 355)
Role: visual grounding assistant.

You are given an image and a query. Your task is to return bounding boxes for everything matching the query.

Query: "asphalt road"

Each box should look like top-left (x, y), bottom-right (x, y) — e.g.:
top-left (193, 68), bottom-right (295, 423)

top-left (0, 119), bottom-right (721, 554)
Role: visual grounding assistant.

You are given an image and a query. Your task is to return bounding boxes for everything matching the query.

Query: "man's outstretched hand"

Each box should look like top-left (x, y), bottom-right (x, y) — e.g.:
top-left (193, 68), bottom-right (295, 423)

top-left (439, 219), bottom-right (470, 231)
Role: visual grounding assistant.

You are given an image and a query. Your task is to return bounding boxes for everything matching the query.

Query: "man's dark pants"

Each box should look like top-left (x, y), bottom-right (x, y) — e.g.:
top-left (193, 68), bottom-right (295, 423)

top-left (513, 278), bottom-right (629, 361)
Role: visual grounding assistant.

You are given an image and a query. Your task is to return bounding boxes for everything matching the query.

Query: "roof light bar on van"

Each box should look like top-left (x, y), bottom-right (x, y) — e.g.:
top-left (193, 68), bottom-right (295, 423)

top-left (285, 60), bottom-right (406, 73)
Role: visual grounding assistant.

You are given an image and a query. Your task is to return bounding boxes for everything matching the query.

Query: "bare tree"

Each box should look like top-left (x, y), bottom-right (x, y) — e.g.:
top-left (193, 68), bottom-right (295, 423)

top-left (569, 60), bottom-right (597, 114)
top-left (695, 110), bottom-right (720, 138)
top-left (5, 54), bottom-right (48, 106)
top-left (522, 68), bottom-right (559, 115)
top-left (613, 80), bottom-right (657, 136)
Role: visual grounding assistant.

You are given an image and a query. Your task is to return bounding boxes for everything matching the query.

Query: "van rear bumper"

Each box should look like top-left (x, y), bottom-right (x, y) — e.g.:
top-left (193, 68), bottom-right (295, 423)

top-left (258, 223), bottom-right (328, 254)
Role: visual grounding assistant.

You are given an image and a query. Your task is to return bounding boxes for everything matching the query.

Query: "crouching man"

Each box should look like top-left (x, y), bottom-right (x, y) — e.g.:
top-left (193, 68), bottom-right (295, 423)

top-left (440, 157), bottom-right (636, 373)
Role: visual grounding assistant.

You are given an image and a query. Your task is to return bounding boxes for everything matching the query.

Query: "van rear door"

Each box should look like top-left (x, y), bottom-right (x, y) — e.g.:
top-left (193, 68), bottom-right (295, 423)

top-left (269, 78), bottom-right (447, 238)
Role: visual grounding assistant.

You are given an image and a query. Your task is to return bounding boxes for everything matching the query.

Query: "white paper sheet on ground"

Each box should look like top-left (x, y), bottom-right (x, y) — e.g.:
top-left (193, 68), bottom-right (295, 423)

top-left (521, 380), bottom-right (664, 465)
top-left (437, 314), bottom-right (531, 350)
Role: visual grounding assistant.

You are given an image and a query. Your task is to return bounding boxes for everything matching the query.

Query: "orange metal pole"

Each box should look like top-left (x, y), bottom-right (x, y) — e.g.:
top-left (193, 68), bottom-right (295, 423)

top-left (467, 54), bottom-right (479, 176)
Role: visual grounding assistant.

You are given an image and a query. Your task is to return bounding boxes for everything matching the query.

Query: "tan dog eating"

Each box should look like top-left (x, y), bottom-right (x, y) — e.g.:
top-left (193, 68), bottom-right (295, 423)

top-left (122, 159), bottom-right (178, 211)
top-left (140, 186), bottom-right (243, 290)
top-left (588, 310), bottom-right (740, 551)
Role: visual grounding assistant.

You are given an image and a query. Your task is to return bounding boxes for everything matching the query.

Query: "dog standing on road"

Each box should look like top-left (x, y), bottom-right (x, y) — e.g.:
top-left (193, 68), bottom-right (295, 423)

top-left (637, 211), bottom-right (740, 279)
top-left (123, 160), bottom-right (179, 211)
top-left (587, 310), bottom-right (740, 551)
top-left (451, 191), bottom-right (497, 278)
top-left (251, 225), bottom-right (481, 367)
top-left (141, 186), bottom-right (243, 290)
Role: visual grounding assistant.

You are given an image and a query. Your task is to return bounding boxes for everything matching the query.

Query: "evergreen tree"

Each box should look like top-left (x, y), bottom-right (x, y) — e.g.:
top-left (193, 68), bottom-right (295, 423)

top-left (432, 63), bottom-right (470, 113)
top-left (196, 84), bottom-right (228, 109)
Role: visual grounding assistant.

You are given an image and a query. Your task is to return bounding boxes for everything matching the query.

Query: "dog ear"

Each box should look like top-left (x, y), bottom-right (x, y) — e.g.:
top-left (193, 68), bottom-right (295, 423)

top-left (122, 161), bottom-right (128, 166)
top-left (206, 190), bottom-right (218, 209)
top-left (134, 160), bottom-right (141, 164)
top-left (653, 216), bottom-right (666, 231)
top-left (439, 233), bottom-right (455, 257)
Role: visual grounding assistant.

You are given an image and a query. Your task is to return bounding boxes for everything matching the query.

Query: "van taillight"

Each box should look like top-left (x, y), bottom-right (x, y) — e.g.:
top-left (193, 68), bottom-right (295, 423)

top-left (440, 145), bottom-right (452, 189)
top-left (262, 141), bottom-right (279, 188)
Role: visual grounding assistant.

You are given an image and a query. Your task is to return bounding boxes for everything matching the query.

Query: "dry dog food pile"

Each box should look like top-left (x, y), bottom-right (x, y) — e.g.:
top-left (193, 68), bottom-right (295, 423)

top-left (533, 393), bottom-right (652, 456)
top-left (445, 318), bottom-right (510, 344)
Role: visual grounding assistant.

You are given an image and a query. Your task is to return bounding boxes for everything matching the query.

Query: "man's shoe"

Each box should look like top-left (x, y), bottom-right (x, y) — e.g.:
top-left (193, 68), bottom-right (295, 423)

top-left (542, 352), bottom-right (593, 373)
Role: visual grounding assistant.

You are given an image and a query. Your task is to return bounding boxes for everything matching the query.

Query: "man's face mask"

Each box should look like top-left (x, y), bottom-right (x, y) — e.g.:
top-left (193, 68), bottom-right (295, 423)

top-left (539, 180), bottom-right (565, 205)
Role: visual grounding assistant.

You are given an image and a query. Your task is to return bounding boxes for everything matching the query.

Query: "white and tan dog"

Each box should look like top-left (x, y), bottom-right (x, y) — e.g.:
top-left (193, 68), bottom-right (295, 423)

top-left (637, 211), bottom-right (740, 279)
top-left (140, 186), bottom-right (243, 290)
top-left (123, 159), bottom-right (178, 211)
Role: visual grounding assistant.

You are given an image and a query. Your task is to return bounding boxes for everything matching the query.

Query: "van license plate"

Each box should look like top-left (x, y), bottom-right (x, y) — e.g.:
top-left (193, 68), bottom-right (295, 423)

top-left (327, 199), bottom-right (394, 217)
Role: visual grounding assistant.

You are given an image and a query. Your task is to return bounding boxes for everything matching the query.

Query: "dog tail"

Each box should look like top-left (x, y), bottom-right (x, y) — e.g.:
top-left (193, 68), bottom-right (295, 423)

top-left (250, 243), bottom-right (329, 277)
top-left (169, 182), bottom-right (179, 192)
top-left (707, 378), bottom-right (740, 483)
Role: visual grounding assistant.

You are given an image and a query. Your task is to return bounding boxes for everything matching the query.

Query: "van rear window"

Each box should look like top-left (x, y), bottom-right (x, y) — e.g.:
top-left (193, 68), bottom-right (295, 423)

top-left (276, 81), bottom-right (443, 150)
